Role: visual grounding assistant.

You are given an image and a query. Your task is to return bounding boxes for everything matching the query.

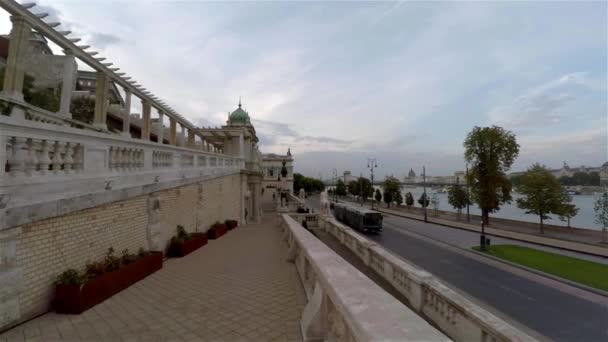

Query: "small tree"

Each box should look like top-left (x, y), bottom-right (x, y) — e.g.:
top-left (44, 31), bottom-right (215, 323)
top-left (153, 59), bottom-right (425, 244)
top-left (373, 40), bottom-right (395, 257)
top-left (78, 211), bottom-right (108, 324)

top-left (374, 188), bottom-right (382, 203)
top-left (70, 96), bottom-right (95, 124)
top-left (335, 179), bottom-right (347, 197)
top-left (464, 126), bottom-right (519, 225)
top-left (448, 184), bottom-right (469, 220)
top-left (418, 193), bottom-right (429, 208)
top-left (594, 192), bottom-right (608, 243)
top-left (430, 193), bottom-right (440, 216)
top-left (516, 164), bottom-right (572, 234)
top-left (347, 180), bottom-right (359, 197)
top-left (558, 203), bottom-right (579, 228)
top-left (382, 176), bottom-right (401, 208)
top-left (405, 192), bottom-right (414, 207)
top-left (395, 190), bottom-right (403, 206)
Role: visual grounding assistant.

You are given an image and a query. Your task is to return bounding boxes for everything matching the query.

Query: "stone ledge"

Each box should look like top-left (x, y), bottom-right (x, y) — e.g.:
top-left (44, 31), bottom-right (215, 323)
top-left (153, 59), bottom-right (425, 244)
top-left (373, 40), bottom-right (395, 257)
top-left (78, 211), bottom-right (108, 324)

top-left (1, 170), bottom-right (241, 231)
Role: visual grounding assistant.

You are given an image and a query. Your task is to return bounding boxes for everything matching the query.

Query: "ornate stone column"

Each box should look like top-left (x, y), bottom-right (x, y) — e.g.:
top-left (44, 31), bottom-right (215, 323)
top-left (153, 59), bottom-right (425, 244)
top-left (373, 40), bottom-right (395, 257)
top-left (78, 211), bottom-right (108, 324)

top-left (93, 71), bottom-right (109, 130)
top-left (57, 50), bottom-right (77, 118)
top-left (141, 101), bottom-right (151, 140)
top-left (1, 16), bottom-right (30, 103)
top-left (121, 88), bottom-right (131, 137)
top-left (157, 110), bottom-right (164, 144)
top-left (169, 118), bottom-right (177, 145)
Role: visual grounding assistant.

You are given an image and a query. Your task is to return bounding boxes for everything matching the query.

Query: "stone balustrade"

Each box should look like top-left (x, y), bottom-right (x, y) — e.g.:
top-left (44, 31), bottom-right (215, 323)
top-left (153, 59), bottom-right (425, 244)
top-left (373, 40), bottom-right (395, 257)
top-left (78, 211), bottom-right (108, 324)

top-left (319, 216), bottom-right (537, 342)
top-left (0, 112), bottom-right (243, 231)
top-left (287, 213), bottom-right (319, 229)
top-left (280, 214), bottom-right (449, 342)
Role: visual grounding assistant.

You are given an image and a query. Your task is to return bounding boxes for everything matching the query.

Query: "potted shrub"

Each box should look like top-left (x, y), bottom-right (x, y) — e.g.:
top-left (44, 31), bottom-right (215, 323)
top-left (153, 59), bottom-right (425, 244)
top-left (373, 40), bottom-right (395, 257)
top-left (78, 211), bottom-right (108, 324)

top-left (207, 221), bottom-right (228, 239)
top-left (225, 219), bottom-right (238, 230)
top-left (168, 225), bottom-right (208, 257)
top-left (54, 247), bottom-right (163, 314)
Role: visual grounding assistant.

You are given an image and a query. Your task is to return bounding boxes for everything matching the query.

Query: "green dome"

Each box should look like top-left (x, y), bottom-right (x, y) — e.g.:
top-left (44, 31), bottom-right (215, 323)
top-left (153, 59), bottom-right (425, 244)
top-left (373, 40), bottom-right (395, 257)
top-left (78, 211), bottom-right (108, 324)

top-left (229, 102), bottom-right (250, 124)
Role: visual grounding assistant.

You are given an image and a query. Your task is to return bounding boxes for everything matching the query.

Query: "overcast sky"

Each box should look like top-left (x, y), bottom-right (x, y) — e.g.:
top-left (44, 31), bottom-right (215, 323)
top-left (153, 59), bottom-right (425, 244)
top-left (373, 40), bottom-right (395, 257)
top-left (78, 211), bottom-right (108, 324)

top-left (5, 1), bottom-right (607, 179)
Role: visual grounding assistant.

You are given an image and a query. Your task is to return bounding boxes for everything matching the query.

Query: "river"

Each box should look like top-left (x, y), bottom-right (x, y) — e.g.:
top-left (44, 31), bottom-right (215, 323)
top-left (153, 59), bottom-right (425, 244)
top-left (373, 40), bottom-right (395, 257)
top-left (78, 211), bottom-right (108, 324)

top-left (338, 186), bottom-right (603, 230)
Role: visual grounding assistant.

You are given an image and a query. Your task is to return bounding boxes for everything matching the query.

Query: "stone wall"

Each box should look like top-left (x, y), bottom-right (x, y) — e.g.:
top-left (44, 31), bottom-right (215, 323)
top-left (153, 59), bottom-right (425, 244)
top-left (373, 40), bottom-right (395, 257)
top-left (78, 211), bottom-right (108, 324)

top-left (1, 173), bottom-right (243, 331)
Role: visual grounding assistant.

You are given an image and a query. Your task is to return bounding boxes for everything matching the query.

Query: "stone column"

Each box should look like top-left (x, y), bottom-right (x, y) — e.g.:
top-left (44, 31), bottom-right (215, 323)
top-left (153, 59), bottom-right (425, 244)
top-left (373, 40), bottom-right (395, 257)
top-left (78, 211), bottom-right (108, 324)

top-left (157, 110), bottom-right (164, 144)
top-left (57, 50), bottom-right (77, 118)
top-left (93, 72), bottom-right (109, 130)
top-left (141, 101), bottom-right (151, 140)
top-left (1, 16), bottom-right (30, 103)
top-left (121, 89), bottom-right (131, 137)
top-left (239, 132), bottom-right (245, 158)
top-left (187, 130), bottom-right (195, 148)
top-left (180, 125), bottom-right (186, 147)
top-left (169, 117), bottom-right (177, 145)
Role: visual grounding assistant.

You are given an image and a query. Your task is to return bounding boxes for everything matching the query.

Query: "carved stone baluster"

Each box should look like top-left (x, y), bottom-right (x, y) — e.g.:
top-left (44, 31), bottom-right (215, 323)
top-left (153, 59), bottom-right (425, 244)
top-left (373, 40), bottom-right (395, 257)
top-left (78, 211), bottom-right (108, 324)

top-left (24, 138), bottom-right (38, 176)
top-left (73, 144), bottom-right (84, 172)
top-left (120, 148), bottom-right (127, 172)
top-left (51, 141), bottom-right (63, 174)
top-left (63, 142), bottom-right (74, 173)
top-left (108, 146), bottom-right (115, 170)
top-left (8, 137), bottom-right (27, 176)
top-left (139, 150), bottom-right (144, 169)
top-left (38, 140), bottom-right (51, 175)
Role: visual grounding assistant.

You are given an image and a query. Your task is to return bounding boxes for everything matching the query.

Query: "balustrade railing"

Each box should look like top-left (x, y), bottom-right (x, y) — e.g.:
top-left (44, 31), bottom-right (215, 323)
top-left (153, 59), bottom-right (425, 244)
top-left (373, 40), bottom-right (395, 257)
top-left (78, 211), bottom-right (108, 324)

top-left (280, 214), bottom-right (448, 342)
top-left (320, 216), bottom-right (537, 342)
top-left (0, 106), bottom-right (243, 230)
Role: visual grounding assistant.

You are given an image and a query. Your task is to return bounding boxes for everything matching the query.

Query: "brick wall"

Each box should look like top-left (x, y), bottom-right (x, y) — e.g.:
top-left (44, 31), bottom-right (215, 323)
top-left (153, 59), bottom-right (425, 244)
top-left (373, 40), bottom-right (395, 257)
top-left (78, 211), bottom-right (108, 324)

top-left (6, 173), bottom-right (243, 326)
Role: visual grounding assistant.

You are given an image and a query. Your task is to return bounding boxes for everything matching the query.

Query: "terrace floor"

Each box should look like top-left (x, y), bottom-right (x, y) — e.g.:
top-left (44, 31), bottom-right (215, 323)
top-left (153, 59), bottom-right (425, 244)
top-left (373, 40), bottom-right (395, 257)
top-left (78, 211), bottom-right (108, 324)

top-left (1, 212), bottom-right (306, 342)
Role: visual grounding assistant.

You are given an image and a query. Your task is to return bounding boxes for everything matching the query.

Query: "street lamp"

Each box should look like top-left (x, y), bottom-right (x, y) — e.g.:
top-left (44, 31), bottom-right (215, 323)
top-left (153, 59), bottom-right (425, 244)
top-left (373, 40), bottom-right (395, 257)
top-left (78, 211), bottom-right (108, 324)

top-left (359, 172), bottom-right (364, 206)
top-left (367, 158), bottom-right (378, 210)
top-left (422, 165), bottom-right (428, 222)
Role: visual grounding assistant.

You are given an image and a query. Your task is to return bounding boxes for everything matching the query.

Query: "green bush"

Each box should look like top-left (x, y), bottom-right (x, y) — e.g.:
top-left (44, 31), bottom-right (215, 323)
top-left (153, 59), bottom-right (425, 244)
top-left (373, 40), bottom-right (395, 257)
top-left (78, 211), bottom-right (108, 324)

top-left (56, 269), bottom-right (86, 285)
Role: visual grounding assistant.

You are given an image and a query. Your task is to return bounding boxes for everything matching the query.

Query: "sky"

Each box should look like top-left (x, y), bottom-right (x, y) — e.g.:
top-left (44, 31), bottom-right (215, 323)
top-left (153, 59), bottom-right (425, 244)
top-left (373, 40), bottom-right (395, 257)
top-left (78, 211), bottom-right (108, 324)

top-left (4, 0), bottom-right (607, 179)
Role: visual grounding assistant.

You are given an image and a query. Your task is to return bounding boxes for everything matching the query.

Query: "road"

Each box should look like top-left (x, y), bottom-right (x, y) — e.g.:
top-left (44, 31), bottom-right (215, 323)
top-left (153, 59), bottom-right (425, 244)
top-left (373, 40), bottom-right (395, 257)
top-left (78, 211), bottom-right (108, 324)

top-left (306, 197), bottom-right (608, 342)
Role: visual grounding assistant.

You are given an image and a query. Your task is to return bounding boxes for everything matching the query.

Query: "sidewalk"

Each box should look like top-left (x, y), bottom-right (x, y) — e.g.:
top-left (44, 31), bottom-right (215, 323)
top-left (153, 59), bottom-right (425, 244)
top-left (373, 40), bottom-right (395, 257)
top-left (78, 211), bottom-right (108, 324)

top-left (0, 213), bottom-right (306, 342)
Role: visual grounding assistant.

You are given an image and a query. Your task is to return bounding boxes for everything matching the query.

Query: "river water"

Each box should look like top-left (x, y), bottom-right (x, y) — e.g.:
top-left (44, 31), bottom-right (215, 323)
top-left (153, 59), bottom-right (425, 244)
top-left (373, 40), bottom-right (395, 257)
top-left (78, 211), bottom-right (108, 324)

top-left (361, 186), bottom-right (602, 230)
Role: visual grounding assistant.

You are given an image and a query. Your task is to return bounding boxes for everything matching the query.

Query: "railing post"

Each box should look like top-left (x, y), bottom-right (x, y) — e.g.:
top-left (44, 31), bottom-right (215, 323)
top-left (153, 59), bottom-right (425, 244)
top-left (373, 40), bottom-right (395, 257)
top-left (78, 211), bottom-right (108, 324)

top-left (93, 71), bottom-right (109, 130)
top-left (1, 16), bottom-right (30, 106)
top-left (141, 101), bottom-right (151, 140)
top-left (179, 125), bottom-right (186, 147)
top-left (121, 88), bottom-right (131, 137)
top-left (187, 129), bottom-right (195, 148)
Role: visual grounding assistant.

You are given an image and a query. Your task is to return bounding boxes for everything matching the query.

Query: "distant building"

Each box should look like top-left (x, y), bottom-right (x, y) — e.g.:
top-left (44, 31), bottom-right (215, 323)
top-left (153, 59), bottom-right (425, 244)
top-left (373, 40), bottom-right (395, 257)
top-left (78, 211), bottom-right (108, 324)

top-left (261, 148), bottom-right (294, 200)
top-left (344, 171), bottom-right (354, 184)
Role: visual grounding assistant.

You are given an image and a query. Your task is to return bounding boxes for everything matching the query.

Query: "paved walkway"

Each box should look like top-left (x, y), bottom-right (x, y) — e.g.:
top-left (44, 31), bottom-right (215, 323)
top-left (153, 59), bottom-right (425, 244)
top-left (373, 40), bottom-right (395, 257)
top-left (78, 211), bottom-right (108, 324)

top-left (1, 214), bottom-right (306, 342)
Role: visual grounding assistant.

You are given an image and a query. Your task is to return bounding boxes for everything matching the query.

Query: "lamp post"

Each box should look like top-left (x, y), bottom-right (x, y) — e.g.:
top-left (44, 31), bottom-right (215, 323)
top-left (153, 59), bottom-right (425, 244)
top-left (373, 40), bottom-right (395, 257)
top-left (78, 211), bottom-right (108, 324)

top-left (332, 168), bottom-right (338, 203)
top-left (422, 165), bottom-right (428, 223)
top-left (367, 158), bottom-right (378, 210)
top-left (465, 164), bottom-right (470, 222)
top-left (359, 173), bottom-right (364, 206)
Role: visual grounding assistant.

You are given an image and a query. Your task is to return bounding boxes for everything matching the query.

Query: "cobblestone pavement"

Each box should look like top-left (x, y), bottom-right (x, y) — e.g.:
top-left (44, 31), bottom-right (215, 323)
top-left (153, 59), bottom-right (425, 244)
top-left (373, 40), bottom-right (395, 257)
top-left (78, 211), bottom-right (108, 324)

top-left (1, 214), bottom-right (306, 342)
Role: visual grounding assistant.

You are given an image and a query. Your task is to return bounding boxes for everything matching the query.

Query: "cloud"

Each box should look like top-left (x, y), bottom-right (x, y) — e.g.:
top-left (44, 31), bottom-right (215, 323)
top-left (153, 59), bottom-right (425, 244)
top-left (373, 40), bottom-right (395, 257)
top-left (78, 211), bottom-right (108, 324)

top-left (88, 32), bottom-right (122, 49)
top-left (488, 72), bottom-right (594, 128)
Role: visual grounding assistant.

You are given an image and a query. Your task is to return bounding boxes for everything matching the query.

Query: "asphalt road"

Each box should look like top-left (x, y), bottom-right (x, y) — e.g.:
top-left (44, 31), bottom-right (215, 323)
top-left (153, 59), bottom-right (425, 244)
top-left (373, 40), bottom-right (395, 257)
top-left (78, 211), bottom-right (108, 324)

top-left (306, 198), bottom-right (608, 342)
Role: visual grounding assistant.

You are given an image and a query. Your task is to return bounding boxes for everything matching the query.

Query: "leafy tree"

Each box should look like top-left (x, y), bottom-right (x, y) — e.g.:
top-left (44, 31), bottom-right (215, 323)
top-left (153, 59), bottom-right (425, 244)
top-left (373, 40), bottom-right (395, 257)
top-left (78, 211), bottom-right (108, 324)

top-left (430, 193), bottom-right (440, 215)
top-left (418, 192), bottom-right (429, 208)
top-left (347, 180), bottom-right (358, 196)
top-left (382, 176), bottom-right (401, 208)
top-left (374, 188), bottom-right (382, 203)
top-left (395, 190), bottom-right (403, 206)
top-left (464, 125), bottom-right (520, 225)
top-left (515, 164), bottom-right (573, 233)
top-left (558, 203), bottom-right (579, 228)
top-left (356, 177), bottom-right (374, 200)
top-left (70, 96), bottom-right (95, 124)
top-left (1, 67), bottom-right (60, 113)
top-left (448, 184), bottom-right (470, 219)
top-left (405, 192), bottom-right (414, 207)
top-left (293, 173), bottom-right (325, 193)
top-left (594, 192), bottom-right (608, 243)
top-left (335, 179), bottom-right (347, 197)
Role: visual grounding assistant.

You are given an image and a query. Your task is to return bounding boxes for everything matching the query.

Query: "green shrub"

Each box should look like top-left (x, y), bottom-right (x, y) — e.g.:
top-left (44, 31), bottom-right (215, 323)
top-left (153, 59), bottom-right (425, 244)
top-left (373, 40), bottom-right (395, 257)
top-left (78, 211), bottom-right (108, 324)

top-left (172, 225), bottom-right (192, 244)
top-left (121, 249), bottom-right (137, 265)
top-left (56, 269), bottom-right (86, 285)
top-left (104, 247), bottom-right (121, 272)
top-left (85, 261), bottom-right (105, 279)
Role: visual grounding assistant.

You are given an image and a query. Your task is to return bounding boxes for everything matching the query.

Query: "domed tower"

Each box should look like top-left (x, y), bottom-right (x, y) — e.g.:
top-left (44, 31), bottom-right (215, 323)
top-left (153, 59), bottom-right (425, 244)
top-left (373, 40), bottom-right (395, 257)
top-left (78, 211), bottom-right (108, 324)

top-left (227, 98), bottom-right (252, 126)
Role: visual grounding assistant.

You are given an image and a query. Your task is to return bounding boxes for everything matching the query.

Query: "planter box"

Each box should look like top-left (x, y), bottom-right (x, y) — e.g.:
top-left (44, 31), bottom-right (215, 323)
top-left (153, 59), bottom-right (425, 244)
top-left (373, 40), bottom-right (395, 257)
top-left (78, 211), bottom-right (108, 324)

top-left (225, 220), bottom-right (238, 230)
top-left (168, 233), bottom-right (208, 257)
top-left (208, 224), bottom-right (228, 239)
top-left (54, 252), bottom-right (163, 314)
